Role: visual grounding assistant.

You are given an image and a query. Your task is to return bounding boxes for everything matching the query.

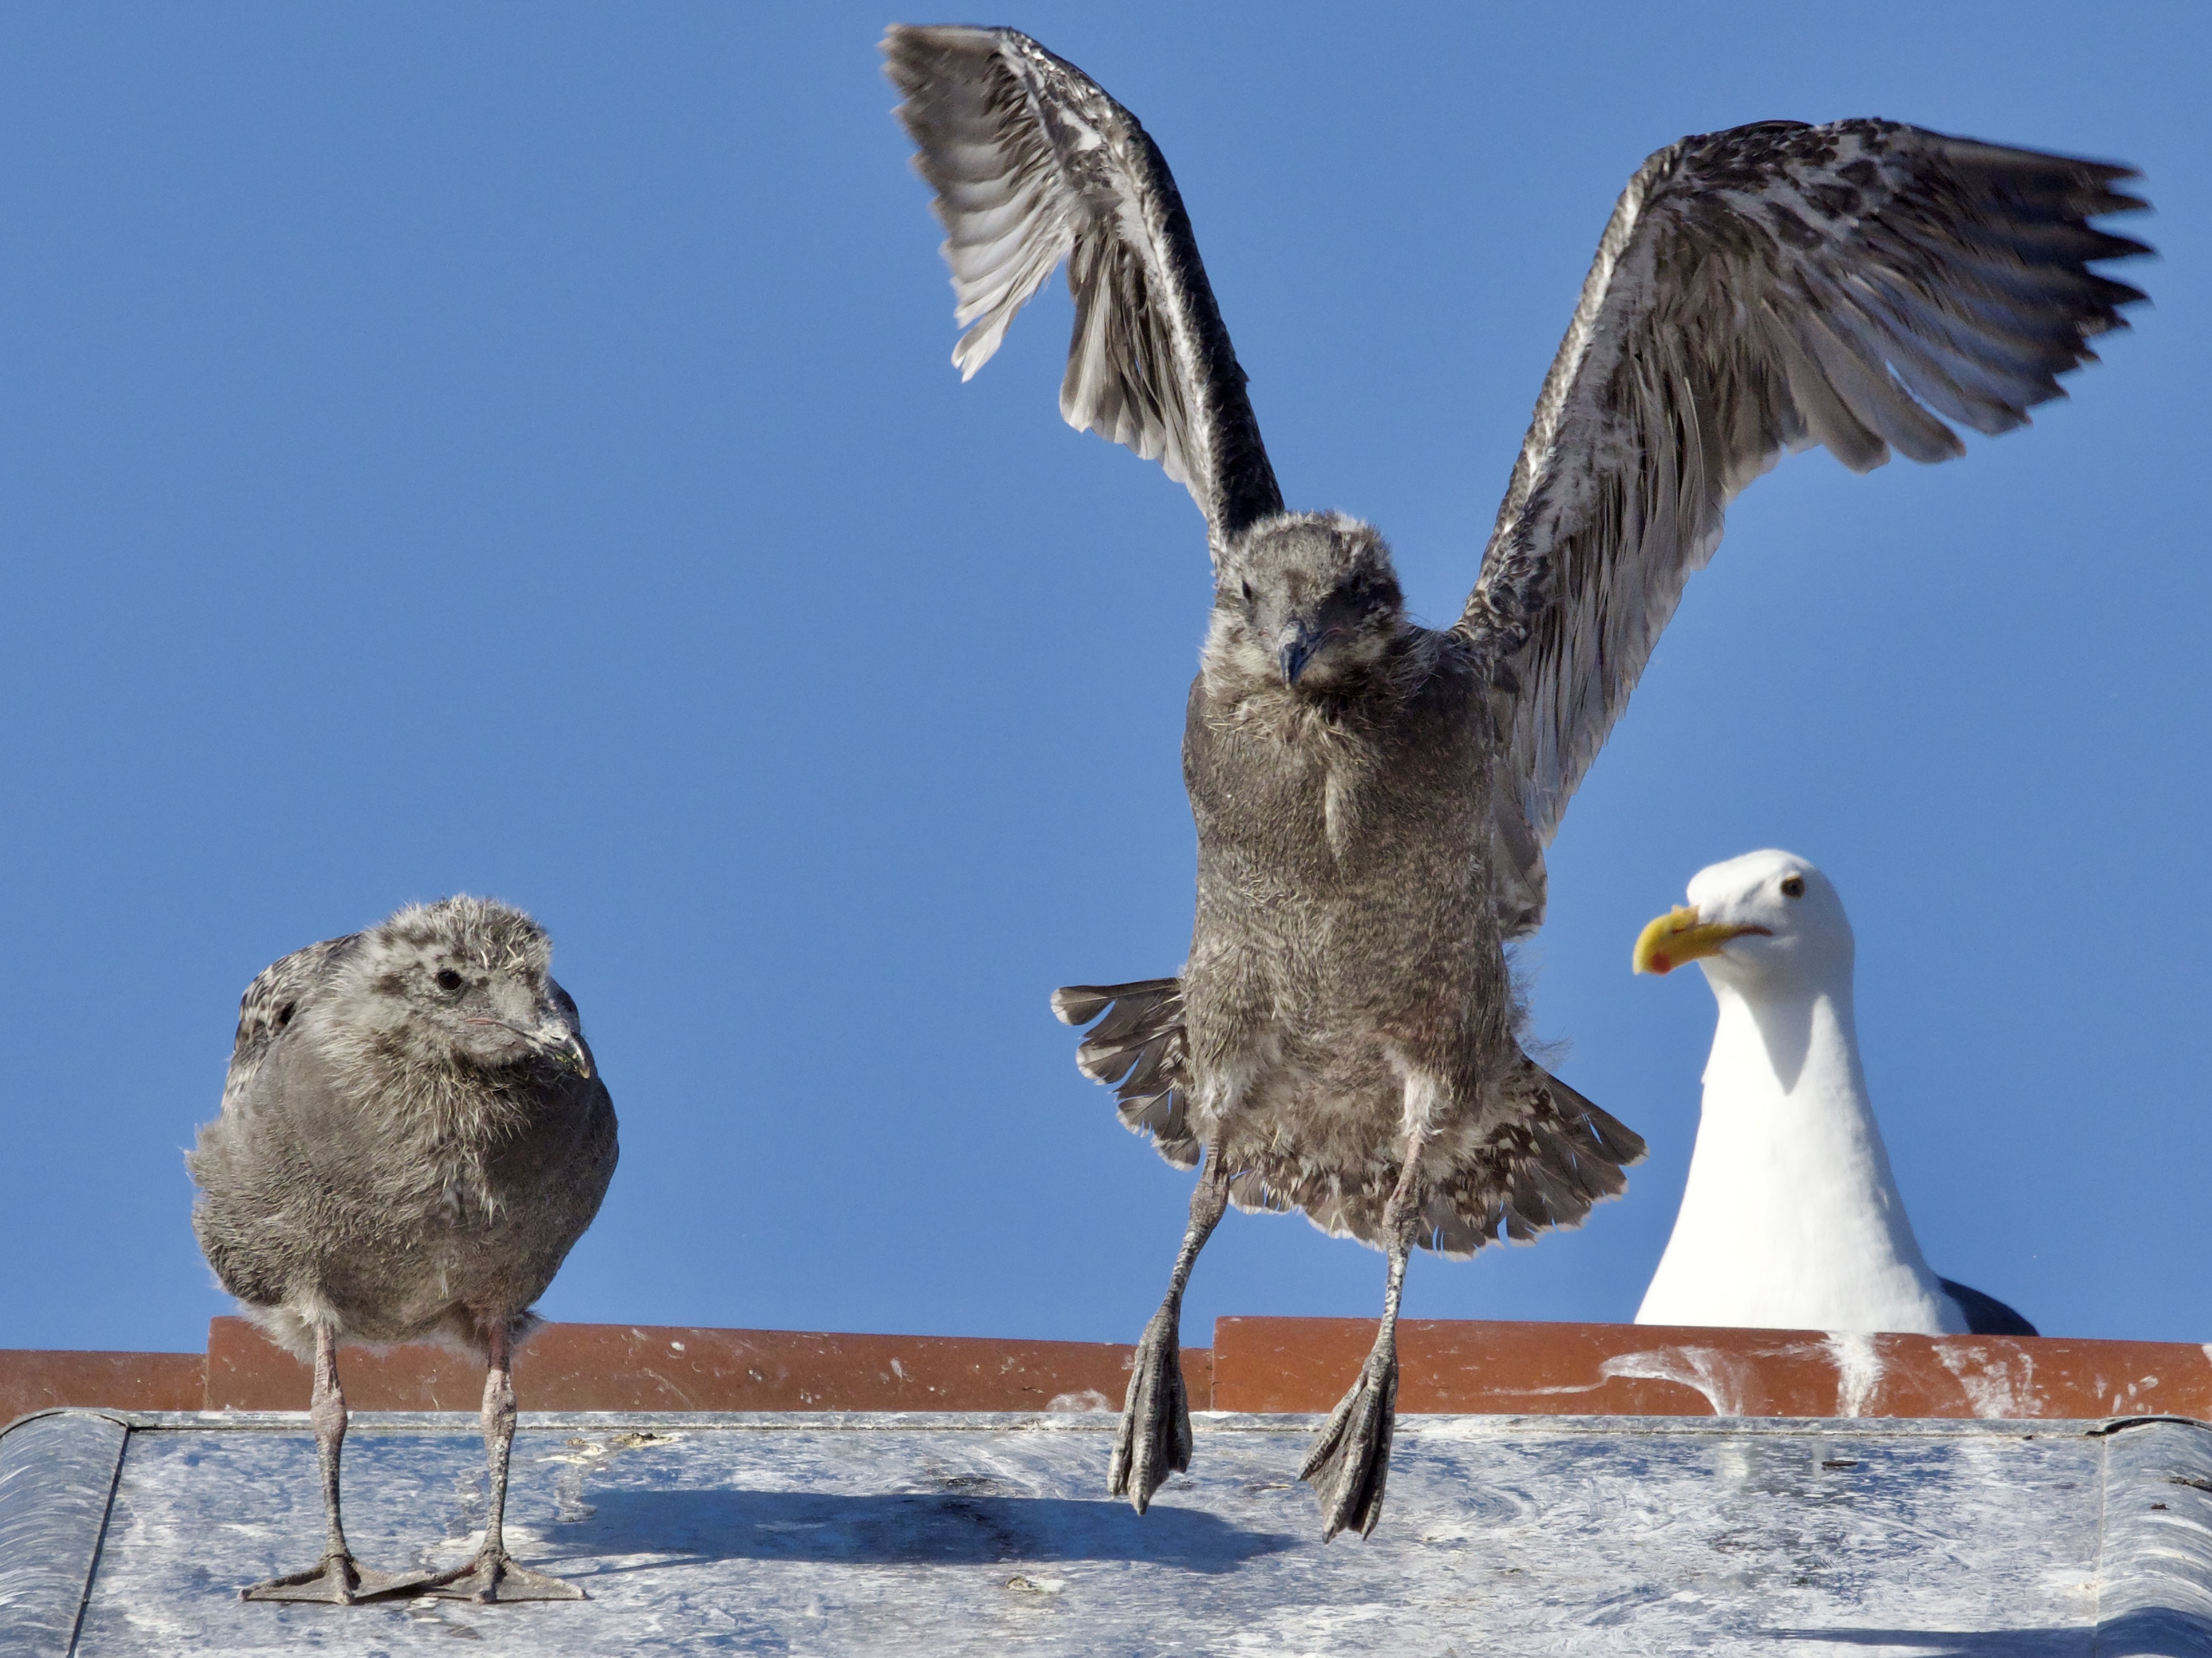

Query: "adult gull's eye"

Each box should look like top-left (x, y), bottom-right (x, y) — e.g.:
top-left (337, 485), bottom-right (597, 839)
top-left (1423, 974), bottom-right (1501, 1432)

top-left (1780, 877), bottom-right (1806, 899)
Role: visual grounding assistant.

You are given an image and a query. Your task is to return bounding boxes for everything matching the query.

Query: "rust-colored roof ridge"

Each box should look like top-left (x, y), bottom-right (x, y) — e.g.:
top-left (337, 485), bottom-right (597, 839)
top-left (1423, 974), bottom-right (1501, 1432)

top-left (5, 1315), bottom-right (2207, 1425)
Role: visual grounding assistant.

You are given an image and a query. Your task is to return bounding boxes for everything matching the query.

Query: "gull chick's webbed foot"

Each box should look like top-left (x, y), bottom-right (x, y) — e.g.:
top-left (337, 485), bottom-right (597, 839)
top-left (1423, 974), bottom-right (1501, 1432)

top-left (409, 1319), bottom-right (586, 1602)
top-left (1299, 1134), bottom-right (1422, 1540)
top-left (1110, 1139), bottom-right (1227, 1512)
top-left (240, 1325), bottom-right (424, 1604)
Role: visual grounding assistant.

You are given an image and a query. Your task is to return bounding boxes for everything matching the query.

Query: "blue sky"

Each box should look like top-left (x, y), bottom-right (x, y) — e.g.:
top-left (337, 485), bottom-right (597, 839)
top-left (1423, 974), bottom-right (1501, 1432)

top-left (1, 2), bottom-right (2205, 1356)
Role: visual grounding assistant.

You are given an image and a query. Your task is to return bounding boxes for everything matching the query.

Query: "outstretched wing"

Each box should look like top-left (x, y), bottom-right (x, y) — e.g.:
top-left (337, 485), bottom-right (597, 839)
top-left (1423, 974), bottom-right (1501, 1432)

top-left (1460, 120), bottom-right (2148, 907)
top-left (883, 25), bottom-right (1284, 553)
top-left (221, 933), bottom-right (358, 1112)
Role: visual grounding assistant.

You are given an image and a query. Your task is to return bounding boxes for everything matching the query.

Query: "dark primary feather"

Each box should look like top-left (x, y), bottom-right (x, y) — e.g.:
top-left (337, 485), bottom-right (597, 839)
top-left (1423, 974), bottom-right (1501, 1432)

top-left (1939, 1277), bottom-right (2039, 1337)
top-left (883, 24), bottom-right (1284, 550)
top-left (1459, 120), bottom-right (2148, 920)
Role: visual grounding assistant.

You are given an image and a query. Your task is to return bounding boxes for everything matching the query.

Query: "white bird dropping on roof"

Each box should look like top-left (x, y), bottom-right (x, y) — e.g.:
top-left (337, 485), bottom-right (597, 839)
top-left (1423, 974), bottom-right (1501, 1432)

top-left (1630, 850), bottom-right (2032, 1337)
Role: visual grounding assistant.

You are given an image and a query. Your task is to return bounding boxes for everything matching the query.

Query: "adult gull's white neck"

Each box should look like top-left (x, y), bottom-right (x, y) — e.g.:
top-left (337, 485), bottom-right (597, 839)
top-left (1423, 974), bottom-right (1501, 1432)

top-left (1629, 850), bottom-right (2031, 1338)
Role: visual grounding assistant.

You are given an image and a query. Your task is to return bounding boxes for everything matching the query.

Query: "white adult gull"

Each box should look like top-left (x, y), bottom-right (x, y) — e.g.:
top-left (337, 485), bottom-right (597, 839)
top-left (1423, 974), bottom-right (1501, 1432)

top-left (1632, 850), bottom-right (2033, 1337)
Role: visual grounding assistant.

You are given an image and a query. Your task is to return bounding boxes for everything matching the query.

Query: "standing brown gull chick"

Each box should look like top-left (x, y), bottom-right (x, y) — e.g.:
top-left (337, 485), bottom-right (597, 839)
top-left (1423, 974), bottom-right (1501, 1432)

top-left (883, 24), bottom-right (2145, 1537)
top-left (189, 895), bottom-right (618, 1603)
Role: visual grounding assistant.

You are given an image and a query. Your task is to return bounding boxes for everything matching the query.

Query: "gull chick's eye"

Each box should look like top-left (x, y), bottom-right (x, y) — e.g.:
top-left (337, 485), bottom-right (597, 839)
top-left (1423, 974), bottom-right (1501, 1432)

top-left (1780, 876), bottom-right (1806, 899)
top-left (434, 968), bottom-right (464, 991)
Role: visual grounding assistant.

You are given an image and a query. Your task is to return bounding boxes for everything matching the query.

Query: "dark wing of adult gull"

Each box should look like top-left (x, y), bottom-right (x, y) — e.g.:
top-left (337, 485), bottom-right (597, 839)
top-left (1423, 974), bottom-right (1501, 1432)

top-left (887, 23), bottom-right (2146, 1540)
top-left (1462, 122), bottom-right (2148, 932)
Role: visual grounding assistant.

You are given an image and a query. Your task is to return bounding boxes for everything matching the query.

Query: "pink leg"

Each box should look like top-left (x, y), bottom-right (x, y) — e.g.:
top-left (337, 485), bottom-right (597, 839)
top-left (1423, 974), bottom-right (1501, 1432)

top-left (414, 1317), bottom-right (585, 1603)
top-left (241, 1326), bottom-right (419, 1604)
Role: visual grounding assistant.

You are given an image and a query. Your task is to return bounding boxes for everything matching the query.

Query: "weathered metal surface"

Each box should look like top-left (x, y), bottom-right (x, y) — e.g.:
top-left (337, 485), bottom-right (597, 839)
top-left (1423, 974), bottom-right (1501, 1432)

top-left (10, 1408), bottom-right (2212, 1654)
top-left (2093, 1420), bottom-right (2212, 1656)
top-left (200, 1318), bottom-right (1211, 1413)
top-left (0, 1412), bottom-right (126, 1658)
top-left (1218, 1317), bottom-right (2212, 1420)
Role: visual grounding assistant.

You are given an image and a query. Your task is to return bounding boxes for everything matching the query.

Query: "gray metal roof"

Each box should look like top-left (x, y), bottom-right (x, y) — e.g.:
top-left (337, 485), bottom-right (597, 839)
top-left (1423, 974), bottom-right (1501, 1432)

top-left (5, 1406), bottom-right (2212, 1655)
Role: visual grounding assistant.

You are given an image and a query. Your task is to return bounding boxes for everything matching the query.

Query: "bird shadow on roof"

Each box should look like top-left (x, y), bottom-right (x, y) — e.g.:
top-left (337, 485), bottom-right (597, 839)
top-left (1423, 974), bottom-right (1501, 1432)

top-left (1770, 1608), bottom-right (2212, 1656)
top-left (554, 1487), bottom-right (1300, 1574)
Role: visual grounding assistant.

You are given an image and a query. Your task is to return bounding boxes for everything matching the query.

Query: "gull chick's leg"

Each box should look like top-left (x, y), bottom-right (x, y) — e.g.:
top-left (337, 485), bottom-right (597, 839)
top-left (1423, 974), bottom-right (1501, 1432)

top-left (416, 1319), bottom-right (585, 1602)
top-left (1110, 1135), bottom-right (1230, 1513)
top-left (1301, 1131), bottom-right (1426, 1540)
top-left (243, 1325), bottom-right (417, 1602)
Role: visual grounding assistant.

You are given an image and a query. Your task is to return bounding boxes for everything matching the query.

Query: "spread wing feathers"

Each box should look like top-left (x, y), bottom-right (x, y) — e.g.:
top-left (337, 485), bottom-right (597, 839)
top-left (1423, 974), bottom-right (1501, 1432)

top-left (1052, 978), bottom-right (1197, 1170)
top-left (883, 25), bottom-right (1284, 549)
top-left (1460, 119), bottom-right (2148, 866)
top-left (222, 934), bottom-right (359, 1111)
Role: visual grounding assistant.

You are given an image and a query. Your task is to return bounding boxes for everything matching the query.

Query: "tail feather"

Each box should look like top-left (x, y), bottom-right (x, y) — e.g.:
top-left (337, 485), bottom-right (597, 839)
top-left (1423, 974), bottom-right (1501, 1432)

top-left (1051, 978), bottom-right (1646, 1242)
top-left (1430, 1058), bottom-right (1645, 1257)
top-left (1052, 978), bottom-right (1199, 1170)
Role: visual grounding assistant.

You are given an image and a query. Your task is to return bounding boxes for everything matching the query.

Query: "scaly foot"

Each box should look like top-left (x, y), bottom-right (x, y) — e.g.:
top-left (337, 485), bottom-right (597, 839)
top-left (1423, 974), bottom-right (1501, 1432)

top-left (409, 1548), bottom-right (586, 1603)
top-left (1108, 1302), bottom-right (1191, 1513)
top-left (1299, 1340), bottom-right (1399, 1540)
top-left (241, 1551), bottom-right (422, 1604)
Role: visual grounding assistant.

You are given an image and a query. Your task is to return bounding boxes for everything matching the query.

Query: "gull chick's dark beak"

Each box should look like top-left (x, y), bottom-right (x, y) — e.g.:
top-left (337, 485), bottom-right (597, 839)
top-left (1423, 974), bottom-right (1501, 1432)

top-left (469, 1017), bottom-right (594, 1079)
top-left (538, 1027), bottom-right (594, 1080)
top-left (1278, 622), bottom-right (1321, 686)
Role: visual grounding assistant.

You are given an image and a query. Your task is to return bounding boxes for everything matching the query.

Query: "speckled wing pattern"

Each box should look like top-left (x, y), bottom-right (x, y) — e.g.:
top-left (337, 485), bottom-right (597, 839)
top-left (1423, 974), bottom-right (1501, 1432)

top-left (882, 25), bottom-right (1284, 551)
top-left (221, 934), bottom-right (357, 1112)
top-left (1459, 120), bottom-right (2148, 921)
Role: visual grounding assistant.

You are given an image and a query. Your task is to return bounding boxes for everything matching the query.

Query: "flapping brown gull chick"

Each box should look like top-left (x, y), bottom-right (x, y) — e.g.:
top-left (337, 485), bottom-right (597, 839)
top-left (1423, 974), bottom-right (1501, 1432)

top-left (189, 896), bottom-right (618, 1603)
top-left (883, 23), bottom-right (2146, 1538)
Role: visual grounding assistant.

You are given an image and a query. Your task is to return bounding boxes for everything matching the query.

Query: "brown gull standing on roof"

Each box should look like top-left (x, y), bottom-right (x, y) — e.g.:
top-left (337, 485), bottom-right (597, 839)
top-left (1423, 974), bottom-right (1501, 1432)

top-left (883, 23), bottom-right (2146, 1538)
top-left (189, 895), bottom-right (618, 1602)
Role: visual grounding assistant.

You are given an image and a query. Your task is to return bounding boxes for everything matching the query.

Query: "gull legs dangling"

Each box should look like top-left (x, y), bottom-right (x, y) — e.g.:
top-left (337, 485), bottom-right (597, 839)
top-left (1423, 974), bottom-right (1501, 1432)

top-left (1301, 1132), bottom-right (1426, 1540)
top-left (1112, 1136), bottom-right (1230, 1513)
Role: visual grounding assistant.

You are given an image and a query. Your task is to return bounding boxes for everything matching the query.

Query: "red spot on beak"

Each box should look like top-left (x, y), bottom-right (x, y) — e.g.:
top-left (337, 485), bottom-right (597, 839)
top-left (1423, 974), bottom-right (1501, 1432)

top-left (1649, 953), bottom-right (1672, 974)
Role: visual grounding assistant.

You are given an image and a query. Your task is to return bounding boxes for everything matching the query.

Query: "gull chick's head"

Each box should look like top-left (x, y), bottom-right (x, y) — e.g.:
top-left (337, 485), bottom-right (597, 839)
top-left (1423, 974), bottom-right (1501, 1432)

top-left (341, 895), bottom-right (594, 1079)
top-left (1633, 849), bottom-right (1852, 990)
top-left (1209, 512), bottom-right (1405, 695)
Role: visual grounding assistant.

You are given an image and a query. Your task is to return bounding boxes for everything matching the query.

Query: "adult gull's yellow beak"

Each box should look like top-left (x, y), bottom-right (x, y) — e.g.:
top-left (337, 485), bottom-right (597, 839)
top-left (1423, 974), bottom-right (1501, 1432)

top-left (1632, 906), bottom-right (1770, 976)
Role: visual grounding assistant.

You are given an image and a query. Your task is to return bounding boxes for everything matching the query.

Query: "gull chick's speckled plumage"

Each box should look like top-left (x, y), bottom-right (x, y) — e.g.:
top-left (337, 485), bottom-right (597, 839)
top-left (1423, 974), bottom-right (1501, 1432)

top-left (191, 895), bottom-right (616, 1605)
top-left (885, 23), bottom-right (2145, 1539)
